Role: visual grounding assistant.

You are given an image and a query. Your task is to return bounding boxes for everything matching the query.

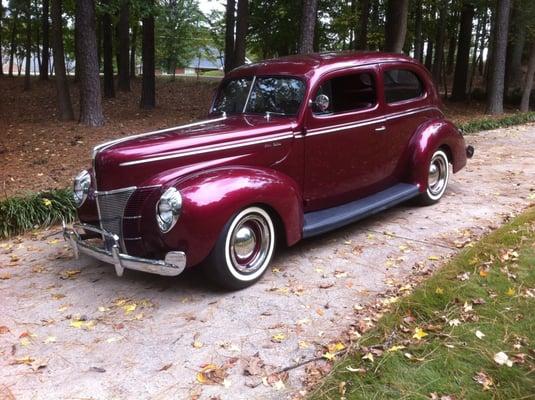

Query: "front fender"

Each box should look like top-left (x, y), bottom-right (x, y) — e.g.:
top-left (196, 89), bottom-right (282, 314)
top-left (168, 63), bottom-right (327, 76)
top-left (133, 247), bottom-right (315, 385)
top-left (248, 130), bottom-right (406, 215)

top-left (406, 119), bottom-right (467, 191)
top-left (163, 166), bottom-right (303, 267)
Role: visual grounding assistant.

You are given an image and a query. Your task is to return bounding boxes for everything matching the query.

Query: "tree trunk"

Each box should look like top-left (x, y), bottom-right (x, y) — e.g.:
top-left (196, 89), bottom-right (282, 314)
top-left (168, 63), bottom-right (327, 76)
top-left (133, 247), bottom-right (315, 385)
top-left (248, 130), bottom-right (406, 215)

top-left (130, 21), bottom-right (137, 78)
top-left (505, 3), bottom-right (526, 96)
top-left (431, 1), bottom-right (447, 84)
top-left (140, 2), bottom-right (155, 109)
top-left (384, 0), bottom-right (409, 53)
top-left (424, 40), bottom-right (433, 70)
top-left (232, 0), bottom-right (248, 68)
top-left (96, 11), bottom-right (102, 70)
top-left (50, 0), bottom-right (74, 120)
top-left (76, 0), bottom-right (105, 126)
top-left (356, 0), bottom-right (370, 50)
top-left (40, 0), bottom-right (50, 80)
top-left (24, 0), bottom-right (32, 91)
top-left (0, 3), bottom-right (3, 76)
top-left (224, 0), bottom-right (235, 73)
top-left (117, 0), bottom-right (130, 91)
top-left (450, 2), bottom-right (474, 102)
top-left (446, 9), bottom-right (459, 75)
top-left (9, 9), bottom-right (19, 77)
top-left (413, 0), bottom-right (423, 62)
top-left (520, 41), bottom-right (535, 112)
top-left (102, 1), bottom-right (115, 98)
top-left (477, 3), bottom-right (488, 76)
top-left (298, 0), bottom-right (318, 54)
top-left (486, 0), bottom-right (511, 114)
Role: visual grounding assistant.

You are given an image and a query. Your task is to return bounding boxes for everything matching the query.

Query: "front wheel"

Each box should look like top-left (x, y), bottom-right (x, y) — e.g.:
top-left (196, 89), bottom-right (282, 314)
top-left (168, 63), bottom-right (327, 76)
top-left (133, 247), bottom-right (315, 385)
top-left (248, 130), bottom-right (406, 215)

top-left (418, 149), bottom-right (450, 205)
top-left (203, 206), bottom-right (276, 290)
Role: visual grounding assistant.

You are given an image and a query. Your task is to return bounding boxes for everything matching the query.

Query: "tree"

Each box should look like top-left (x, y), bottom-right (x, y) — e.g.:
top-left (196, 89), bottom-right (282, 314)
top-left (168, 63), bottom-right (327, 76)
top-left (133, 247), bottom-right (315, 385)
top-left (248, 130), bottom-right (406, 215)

top-left (40, 0), bottom-right (50, 80)
top-left (130, 21), bottom-right (138, 78)
top-left (450, 1), bottom-right (474, 101)
top-left (520, 41), bottom-right (535, 112)
top-left (233, 0), bottom-right (248, 67)
top-left (298, 0), bottom-right (318, 54)
top-left (76, 0), bottom-right (105, 126)
top-left (117, 0), bottom-right (130, 91)
top-left (102, 0), bottom-right (115, 98)
top-left (50, 0), bottom-right (74, 120)
top-left (224, 0), bottom-right (235, 73)
top-left (413, 0), bottom-right (423, 61)
top-left (431, 1), bottom-right (448, 84)
top-left (23, 0), bottom-right (31, 91)
top-left (486, 0), bottom-right (511, 114)
top-left (8, 5), bottom-right (20, 77)
top-left (384, 0), bottom-right (408, 53)
top-left (0, 3), bottom-right (5, 76)
top-left (140, 0), bottom-right (155, 109)
top-left (504, 1), bottom-right (526, 96)
top-left (355, 0), bottom-right (371, 50)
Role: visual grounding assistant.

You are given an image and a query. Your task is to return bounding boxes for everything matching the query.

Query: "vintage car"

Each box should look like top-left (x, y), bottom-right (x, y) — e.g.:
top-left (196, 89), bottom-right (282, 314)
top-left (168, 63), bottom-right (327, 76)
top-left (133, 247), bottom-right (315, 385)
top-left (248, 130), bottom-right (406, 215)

top-left (64, 52), bottom-right (474, 289)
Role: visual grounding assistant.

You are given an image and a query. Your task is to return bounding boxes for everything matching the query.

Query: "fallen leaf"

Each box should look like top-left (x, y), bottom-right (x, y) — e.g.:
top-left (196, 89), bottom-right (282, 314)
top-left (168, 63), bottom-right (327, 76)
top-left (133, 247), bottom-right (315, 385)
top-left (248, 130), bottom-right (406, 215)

top-left (362, 352), bottom-right (374, 362)
top-left (457, 272), bottom-right (470, 281)
top-left (322, 352), bottom-right (336, 361)
top-left (494, 351), bottom-right (513, 367)
top-left (196, 363), bottom-right (229, 385)
top-left (0, 326), bottom-right (10, 334)
top-left (271, 333), bottom-right (286, 343)
top-left (89, 366), bottom-right (106, 373)
top-left (0, 273), bottom-right (12, 280)
top-left (435, 287), bottom-right (444, 294)
top-left (123, 303), bottom-right (137, 314)
top-left (158, 363), bottom-right (173, 372)
top-left (387, 345), bottom-right (405, 352)
top-left (505, 287), bottom-right (516, 297)
top-left (473, 371), bottom-right (493, 390)
top-left (428, 255), bottom-right (440, 261)
top-left (475, 330), bottom-right (485, 340)
top-left (60, 270), bottom-right (81, 279)
top-left (327, 342), bottom-right (346, 353)
top-left (413, 327), bottom-right (428, 340)
top-left (448, 319), bottom-right (461, 327)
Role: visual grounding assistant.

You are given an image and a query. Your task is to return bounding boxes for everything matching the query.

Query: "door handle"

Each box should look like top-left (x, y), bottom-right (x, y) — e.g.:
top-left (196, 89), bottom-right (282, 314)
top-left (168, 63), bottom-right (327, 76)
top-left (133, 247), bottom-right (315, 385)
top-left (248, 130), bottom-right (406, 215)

top-left (374, 126), bottom-right (387, 132)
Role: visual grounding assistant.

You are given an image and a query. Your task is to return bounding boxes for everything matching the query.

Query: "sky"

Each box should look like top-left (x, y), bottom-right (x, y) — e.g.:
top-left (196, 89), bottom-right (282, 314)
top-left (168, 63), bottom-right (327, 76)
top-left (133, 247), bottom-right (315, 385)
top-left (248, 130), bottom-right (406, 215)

top-left (198, 0), bottom-right (225, 15)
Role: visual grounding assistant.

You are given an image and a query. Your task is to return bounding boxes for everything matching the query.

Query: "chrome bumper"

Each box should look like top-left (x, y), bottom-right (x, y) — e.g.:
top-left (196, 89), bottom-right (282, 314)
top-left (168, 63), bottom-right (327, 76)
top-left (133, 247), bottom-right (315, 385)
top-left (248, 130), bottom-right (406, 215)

top-left (62, 223), bottom-right (186, 277)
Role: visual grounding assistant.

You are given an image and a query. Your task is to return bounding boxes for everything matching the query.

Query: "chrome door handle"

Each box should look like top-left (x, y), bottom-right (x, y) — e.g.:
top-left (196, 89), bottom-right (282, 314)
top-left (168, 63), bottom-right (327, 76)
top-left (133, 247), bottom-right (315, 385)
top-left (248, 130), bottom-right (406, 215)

top-left (374, 126), bottom-right (387, 132)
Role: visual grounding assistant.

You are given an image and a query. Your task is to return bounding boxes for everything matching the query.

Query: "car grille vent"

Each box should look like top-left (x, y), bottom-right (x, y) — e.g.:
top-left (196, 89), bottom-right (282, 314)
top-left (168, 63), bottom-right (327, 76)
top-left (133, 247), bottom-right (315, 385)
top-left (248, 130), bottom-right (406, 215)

top-left (96, 188), bottom-right (136, 239)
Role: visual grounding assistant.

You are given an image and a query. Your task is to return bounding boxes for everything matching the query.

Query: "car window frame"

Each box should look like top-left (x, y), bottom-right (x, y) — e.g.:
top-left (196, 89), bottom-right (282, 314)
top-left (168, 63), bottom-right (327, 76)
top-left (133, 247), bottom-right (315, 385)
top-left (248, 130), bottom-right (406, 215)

top-left (309, 66), bottom-right (381, 121)
top-left (380, 64), bottom-right (428, 107)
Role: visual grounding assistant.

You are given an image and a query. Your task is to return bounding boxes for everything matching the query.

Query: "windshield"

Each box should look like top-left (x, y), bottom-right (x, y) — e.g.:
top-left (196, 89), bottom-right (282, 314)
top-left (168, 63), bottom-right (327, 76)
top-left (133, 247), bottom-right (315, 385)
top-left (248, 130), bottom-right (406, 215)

top-left (212, 76), bottom-right (306, 116)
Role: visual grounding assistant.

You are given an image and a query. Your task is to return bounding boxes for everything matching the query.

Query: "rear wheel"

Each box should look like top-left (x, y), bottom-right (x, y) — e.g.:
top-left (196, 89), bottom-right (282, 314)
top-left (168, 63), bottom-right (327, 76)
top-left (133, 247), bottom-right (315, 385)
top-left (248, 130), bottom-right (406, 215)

top-left (418, 149), bottom-right (450, 205)
top-left (204, 206), bottom-right (276, 290)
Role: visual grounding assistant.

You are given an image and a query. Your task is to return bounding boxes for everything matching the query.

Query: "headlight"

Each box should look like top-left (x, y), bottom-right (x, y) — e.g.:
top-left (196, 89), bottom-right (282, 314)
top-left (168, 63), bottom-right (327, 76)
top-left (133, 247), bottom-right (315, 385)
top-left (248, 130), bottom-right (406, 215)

top-left (156, 187), bottom-right (182, 232)
top-left (73, 170), bottom-right (91, 207)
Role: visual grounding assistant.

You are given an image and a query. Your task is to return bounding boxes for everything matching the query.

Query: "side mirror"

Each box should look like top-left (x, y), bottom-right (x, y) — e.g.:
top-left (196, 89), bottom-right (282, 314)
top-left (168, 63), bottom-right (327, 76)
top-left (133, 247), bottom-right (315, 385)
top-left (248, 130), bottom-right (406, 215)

top-left (311, 94), bottom-right (330, 113)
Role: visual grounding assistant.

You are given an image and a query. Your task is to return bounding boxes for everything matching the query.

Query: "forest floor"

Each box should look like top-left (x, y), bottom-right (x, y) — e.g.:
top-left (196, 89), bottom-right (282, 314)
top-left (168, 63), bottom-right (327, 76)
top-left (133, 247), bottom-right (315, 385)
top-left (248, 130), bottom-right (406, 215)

top-left (1, 123), bottom-right (534, 399)
top-left (0, 76), bottom-right (522, 199)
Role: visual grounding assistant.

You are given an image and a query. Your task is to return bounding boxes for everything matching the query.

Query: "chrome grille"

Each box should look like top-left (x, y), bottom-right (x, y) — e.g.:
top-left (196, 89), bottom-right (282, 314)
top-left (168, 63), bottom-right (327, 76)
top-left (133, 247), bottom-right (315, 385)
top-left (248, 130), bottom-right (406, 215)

top-left (96, 188), bottom-right (136, 239)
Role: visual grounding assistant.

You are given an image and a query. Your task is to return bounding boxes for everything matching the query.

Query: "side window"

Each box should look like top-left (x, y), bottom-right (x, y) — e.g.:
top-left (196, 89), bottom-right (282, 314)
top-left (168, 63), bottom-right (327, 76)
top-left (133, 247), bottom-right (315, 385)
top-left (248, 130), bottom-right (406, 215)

top-left (313, 72), bottom-right (377, 115)
top-left (383, 69), bottom-right (425, 103)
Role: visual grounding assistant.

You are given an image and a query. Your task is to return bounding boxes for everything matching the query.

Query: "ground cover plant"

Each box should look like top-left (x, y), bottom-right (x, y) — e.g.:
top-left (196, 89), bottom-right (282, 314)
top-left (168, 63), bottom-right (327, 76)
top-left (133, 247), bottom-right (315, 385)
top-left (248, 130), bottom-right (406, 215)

top-left (311, 207), bottom-right (535, 399)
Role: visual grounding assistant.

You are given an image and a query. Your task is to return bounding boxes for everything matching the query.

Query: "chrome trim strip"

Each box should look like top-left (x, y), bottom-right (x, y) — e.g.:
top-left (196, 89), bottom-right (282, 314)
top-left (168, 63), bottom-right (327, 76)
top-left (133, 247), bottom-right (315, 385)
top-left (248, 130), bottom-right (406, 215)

top-left (120, 133), bottom-right (294, 166)
top-left (123, 216), bottom-right (142, 220)
top-left (124, 237), bottom-right (142, 241)
top-left (95, 186), bottom-right (137, 196)
top-left (243, 76), bottom-right (256, 113)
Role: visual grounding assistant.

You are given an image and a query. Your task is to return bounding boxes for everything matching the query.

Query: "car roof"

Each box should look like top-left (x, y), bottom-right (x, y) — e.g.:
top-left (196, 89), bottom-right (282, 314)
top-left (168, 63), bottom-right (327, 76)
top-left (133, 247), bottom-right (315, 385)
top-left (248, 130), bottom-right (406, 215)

top-left (227, 51), bottom-right (420, 80)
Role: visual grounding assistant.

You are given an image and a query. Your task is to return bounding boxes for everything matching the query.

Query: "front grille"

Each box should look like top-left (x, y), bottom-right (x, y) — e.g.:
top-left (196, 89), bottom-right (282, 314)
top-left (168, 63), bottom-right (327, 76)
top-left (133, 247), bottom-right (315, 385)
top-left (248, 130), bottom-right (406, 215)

top-left (96, 188), bottom-right (136, 240)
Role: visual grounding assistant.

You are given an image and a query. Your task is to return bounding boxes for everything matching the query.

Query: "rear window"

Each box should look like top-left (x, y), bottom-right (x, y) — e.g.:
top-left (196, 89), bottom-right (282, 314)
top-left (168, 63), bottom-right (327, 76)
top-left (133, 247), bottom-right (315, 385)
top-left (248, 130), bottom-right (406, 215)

top-left (383, 69), bottom-right (424, 103)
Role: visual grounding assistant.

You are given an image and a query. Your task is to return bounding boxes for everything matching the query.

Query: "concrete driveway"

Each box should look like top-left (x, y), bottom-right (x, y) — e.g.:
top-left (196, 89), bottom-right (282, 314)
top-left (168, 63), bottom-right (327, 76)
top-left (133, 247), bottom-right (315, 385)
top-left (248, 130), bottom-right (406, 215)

top-left (1, 124), bottom-right (534, 400)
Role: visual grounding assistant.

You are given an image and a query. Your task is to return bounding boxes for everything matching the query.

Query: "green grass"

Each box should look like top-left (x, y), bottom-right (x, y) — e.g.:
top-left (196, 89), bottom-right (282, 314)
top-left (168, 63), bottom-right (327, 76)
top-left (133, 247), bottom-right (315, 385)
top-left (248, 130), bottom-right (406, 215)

top-left (0, 188), bottom-right (75, 238)
top-left (459, 111), bottom-right (535, 134)
top-left (311, 207), bottom-right (535, 400)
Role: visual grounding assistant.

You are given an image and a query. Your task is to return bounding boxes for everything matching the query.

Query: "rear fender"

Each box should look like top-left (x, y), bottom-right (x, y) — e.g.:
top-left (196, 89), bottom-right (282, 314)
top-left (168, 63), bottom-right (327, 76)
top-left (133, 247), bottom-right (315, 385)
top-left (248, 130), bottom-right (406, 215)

top-left (407, 119), bottom-right (467, 191)
top-left (163, 166), bottom-right (303, 267)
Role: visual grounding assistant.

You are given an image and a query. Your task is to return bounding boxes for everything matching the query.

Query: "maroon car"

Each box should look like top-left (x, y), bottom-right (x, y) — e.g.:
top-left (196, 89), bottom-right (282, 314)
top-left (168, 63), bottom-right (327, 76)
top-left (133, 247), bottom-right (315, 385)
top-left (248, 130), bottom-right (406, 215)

top-left (64, 52), bottom-right (473, 289)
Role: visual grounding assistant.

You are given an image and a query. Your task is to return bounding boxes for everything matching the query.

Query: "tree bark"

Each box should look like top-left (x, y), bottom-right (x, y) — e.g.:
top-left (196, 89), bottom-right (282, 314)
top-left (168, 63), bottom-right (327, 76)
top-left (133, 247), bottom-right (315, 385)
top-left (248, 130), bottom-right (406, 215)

top-left (96, 11), bottom-right (102, 70)
top-left (117, 0), bottom-right (130, 91)
top-left (130, 21), bottom-right (137, 78)
top-left (40, 0), bottom-right (50, 80)
top-left (486, 0), bottom-right (511, 114)
top-left (224, 0), bottom-right (235, 73)
top-left (0, 2), bottom-right (3, 76)
top-left (504, 3), bottom-right (526, 95)
top-left (355, 0), bottom-right (370, 50)
top-left (140, 1), bottom-right (155, 109)
top-left (24, 0), bottom-right (32, 91)
top-left (431, 1), bottom-right (447, 84)
top-left (413, 0), bottom-right (423, 62)
top-left (50, 0), bottom-right (74, 120)
top-left (298, 0), bottom-right (318, 54)
top-left (450, 2), bottom-right (474, 102)
top-left (232, 0), bottom-right (248, 68)
top-left (76, 0), bottom-right (105, 126)
top-left (384, 0), bottom-right (409, 53)
top-left (102, 0), bottom-right (115, 98)
top-left (9, 9), bottom-right (19, 77)
top-left (520, 41), bottom-right (535, 112)
top-left (424, 39), bottom-right (433, 70)
top-left (445, 9), bottom-right (459, 75)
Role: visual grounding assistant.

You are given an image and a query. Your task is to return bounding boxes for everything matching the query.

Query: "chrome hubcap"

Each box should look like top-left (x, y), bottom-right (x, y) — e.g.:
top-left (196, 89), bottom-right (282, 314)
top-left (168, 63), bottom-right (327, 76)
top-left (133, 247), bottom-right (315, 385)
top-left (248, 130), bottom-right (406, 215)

top-left (230, 214), bottom-right (271, 274)
top-left (428, 154), bottom-right (447, 196)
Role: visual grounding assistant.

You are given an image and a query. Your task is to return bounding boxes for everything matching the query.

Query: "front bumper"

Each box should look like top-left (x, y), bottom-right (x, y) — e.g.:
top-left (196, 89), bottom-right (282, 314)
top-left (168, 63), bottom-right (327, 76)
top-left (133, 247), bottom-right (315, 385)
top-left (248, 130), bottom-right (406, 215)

top-left (63, 223), bottom-right (186, 277)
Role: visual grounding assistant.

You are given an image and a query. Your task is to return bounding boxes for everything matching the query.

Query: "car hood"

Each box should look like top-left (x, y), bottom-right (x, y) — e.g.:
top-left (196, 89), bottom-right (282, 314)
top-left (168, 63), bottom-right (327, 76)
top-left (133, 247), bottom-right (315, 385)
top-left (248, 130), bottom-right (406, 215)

top-left (93, 114), bottom-right (297, 190)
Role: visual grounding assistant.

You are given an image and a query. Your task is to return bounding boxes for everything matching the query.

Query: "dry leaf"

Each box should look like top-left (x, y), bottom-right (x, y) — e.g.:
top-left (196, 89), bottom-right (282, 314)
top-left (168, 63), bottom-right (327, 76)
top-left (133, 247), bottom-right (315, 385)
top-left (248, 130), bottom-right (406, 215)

top-left (0, 326), bottom-right (10, 334)
top-left (475, 330), bottom-right (485, 339)
top-left (473, 371), bottom-right (493, 390)
top-left (494, 351), bottom-right (513, 367)
top-left (271, 333), bottom-right (286, 343)
top-left (196, 363), bottom-right (229, 385)
top-left (413, 327), bottom-right (428, 340)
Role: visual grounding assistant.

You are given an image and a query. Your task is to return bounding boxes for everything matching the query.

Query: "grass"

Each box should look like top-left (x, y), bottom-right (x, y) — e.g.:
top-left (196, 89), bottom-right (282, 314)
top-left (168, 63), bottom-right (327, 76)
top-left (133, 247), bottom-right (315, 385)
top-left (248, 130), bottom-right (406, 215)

top-left (0, 188), bottom-right (76, 239)
top-left (311, 207), bottom-right (535, 400)
top-left (458, 111), bottom-right (535, 134)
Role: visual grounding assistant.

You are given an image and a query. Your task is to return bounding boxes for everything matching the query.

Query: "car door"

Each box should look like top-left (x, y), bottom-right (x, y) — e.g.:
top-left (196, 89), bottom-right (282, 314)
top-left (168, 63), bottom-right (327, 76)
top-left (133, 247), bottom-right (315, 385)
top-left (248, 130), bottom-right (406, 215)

top-left (303, 66), bottom-right (393, 211)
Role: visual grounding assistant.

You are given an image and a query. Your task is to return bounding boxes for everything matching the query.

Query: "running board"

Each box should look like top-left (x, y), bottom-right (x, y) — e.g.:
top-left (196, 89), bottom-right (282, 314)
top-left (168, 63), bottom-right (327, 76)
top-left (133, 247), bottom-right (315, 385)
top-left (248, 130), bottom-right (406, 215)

top-left (302, 183), bottom-right (420, 238)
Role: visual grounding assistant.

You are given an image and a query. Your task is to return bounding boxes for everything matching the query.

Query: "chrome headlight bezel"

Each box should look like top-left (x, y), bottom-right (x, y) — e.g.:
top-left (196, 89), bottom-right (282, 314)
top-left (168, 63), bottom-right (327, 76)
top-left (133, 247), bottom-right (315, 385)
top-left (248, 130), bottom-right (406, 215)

top-left (156, 187), bottom-right (182, 233)
top-left (73, 170), bottom-right (91, 208)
